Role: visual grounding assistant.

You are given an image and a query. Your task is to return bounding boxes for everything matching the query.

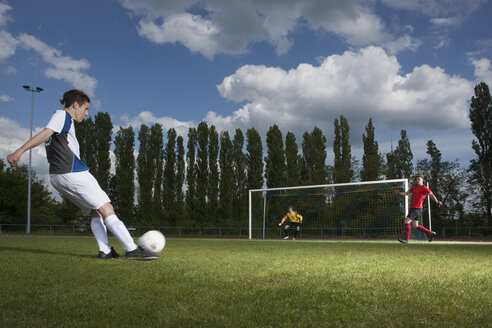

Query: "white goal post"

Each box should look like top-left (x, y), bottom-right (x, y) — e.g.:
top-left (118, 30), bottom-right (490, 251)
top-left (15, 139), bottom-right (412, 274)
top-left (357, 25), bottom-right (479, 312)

top-left (248, 179), bottom-right (409, 240)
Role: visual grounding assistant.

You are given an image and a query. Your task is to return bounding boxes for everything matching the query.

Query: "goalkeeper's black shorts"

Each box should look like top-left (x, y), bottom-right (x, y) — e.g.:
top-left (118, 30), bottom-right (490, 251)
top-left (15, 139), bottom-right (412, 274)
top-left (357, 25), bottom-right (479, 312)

top-left (288, 222), bottom-right (301, 227)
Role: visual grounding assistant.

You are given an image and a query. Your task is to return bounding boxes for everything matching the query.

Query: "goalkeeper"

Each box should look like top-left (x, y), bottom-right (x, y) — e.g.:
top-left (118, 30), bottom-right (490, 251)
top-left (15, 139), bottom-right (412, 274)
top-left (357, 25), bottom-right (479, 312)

top-left (278, 206), bottom-right (303, 240)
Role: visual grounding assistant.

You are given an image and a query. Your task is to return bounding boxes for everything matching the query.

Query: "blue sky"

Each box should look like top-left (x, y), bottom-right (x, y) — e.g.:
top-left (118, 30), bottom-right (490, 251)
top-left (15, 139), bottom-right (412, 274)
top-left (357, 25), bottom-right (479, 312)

top-left (1, 0), bottom-right (491, 180)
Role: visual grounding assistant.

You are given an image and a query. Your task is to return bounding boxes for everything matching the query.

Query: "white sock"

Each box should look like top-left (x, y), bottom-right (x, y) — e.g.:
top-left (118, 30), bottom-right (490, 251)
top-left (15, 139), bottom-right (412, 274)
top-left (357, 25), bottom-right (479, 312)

top-left (104, 215), bottom-right (138, 252)
top-left (91, 217), bottom-right (111, 254)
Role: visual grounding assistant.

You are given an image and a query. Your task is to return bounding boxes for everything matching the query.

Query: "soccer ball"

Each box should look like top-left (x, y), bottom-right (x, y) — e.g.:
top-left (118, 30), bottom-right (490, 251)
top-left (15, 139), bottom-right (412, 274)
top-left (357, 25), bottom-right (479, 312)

top-left (138, 230), bottom-right (166, 253)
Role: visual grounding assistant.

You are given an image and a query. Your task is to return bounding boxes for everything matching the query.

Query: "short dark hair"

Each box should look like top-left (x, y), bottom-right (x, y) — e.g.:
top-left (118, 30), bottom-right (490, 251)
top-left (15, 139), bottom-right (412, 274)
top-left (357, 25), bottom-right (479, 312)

top-left (59, 89), bottom-right (90, 108)
top-left (415, 175), bottom-right (424, 180)
top-left (288, 205), bottom-right (294, 209)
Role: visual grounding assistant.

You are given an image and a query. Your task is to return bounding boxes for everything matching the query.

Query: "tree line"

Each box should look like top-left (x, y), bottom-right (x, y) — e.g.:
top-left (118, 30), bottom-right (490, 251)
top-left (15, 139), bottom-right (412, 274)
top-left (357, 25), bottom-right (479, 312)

top-left (1, 83), bottom-right (490, 230)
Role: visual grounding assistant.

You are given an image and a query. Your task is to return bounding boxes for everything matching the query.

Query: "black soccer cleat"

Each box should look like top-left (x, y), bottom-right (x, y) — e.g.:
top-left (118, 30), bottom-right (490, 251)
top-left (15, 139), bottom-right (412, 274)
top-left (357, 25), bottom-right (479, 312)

top-left (125, 246), bottom-right (159, 260)
top-left (398, 238), bottom-right (409, 244)
top-left (98, 247), bottom-right (120, 259)
top-left (428, 232), bottom-right (437, 242)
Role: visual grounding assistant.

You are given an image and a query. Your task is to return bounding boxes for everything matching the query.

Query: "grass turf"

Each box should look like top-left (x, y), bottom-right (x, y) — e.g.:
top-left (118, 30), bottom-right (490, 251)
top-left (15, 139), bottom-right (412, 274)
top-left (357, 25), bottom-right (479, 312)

top-left (0, 236), bottom-right (491, 328)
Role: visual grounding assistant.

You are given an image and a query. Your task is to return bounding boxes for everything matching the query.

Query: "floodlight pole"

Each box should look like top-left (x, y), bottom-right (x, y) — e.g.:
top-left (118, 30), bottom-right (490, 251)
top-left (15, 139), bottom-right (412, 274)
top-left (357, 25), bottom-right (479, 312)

top-left (22, 85), bottom-right (43, 234)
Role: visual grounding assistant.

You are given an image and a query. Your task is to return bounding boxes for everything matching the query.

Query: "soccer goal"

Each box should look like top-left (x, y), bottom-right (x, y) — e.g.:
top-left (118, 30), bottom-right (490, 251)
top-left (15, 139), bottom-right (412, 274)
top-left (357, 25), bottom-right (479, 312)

top-left (248, 179), bottom-right (408, 240)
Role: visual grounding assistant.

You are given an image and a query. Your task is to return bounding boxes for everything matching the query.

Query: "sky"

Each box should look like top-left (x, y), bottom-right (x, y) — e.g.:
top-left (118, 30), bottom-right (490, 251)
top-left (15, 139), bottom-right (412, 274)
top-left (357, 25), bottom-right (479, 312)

top-left (0, 0), bottom-right (491, 185)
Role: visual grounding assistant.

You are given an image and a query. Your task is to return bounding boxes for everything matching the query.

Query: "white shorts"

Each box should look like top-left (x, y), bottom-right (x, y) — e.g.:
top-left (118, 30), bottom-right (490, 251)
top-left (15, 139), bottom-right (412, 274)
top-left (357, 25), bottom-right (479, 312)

top-left (50, 171), bottom-right (111, 213)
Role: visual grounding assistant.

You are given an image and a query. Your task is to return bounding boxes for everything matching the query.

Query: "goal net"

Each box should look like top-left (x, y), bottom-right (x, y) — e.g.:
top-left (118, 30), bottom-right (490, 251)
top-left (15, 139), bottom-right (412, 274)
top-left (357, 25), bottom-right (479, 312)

top-left (248, 179), bottom-right (409, 240)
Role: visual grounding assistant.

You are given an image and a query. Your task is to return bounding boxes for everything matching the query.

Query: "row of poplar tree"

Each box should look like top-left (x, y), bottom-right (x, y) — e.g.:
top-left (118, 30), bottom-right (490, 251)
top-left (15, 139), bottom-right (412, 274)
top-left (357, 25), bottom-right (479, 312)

top-left (77, 114), bottom-right (406, 226)
top-left (69, 83), bottom-right (490, 229)
top-left (0, 83), bottom-right (489, 229)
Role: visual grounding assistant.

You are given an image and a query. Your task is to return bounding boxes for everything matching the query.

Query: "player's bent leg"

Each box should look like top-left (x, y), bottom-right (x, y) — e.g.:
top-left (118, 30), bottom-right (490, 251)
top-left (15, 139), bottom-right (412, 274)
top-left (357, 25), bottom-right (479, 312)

top-left (293, 226), bottom-right (299, 240)
top-left (413, 219), bottom-right (426, 233)
top-left (98, 203), bottom-right (158, 260)
top-left (97, 202), bottom-right (115, 218)
top-left (98, 203), bottom-right (137, 252)
top-left (51, 172), bottom-right (155, 259)
top-left (412, 219), bottom-right (435, 240)
top-left (283, 225), bottom-right (290, 239)
top-left (50, 174), bottom-right (118, 258)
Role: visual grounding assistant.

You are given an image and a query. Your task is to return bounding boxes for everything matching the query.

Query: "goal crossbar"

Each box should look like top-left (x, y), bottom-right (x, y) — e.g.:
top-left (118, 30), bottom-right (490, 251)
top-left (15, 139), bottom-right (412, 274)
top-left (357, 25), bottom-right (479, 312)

top-left (248, 179), bottom-right (408, 239)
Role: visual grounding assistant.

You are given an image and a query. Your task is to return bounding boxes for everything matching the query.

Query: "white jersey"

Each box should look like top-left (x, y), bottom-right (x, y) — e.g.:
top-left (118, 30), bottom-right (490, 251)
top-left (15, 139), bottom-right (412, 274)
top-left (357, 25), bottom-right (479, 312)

top-left (45, 110), bottom-right (89, 174)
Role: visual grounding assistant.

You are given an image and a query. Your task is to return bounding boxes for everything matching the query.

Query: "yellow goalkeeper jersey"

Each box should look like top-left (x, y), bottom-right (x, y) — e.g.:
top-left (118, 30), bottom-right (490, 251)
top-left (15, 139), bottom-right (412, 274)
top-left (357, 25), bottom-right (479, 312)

top-left (281, 211), bottom-right (303, 224)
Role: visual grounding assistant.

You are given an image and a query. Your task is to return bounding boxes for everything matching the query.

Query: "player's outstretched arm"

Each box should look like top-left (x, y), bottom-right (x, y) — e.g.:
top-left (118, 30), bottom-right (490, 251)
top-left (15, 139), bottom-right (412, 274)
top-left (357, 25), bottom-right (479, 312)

top-left (428, 193), bottom-right (443, 206)
top-left (279, 215), bottom-right (287, 226)
top-left (7, 128), bottom-right (54, 167)
top-left (394, 189), bottom-right (410, 196)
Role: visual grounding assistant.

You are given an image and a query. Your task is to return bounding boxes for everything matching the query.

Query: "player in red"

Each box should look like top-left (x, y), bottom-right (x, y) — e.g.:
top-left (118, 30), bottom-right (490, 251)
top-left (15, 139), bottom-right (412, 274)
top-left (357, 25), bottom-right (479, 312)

top-left (395, 175), bottom-right (442, 244)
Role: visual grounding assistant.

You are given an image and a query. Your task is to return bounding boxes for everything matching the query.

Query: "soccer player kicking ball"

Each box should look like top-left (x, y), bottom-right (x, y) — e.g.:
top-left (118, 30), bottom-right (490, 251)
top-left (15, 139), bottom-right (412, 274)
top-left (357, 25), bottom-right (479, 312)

top-left (7, 89), bottom-right (157, 260)
top-left (395, 175), bottom-right (442, 244)
top-left (278, 206), bottom-right (303, 240)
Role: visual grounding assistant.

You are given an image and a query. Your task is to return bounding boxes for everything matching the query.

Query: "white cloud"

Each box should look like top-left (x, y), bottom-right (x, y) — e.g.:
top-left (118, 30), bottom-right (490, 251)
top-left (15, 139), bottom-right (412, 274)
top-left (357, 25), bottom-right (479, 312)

top-left (0, 5), bottom-right (97, 94)
top-left (383, 35), bottom-right (421, 54)
top-left (466, 40), bottom-right (492, 59)
top-left (0, 3), bottom-right (16, 62)
top-left (121, 47), bottom-right (473, 146)
top-left (381, 0), bottom-right (486, 18)
top-left (0, 2), bottom-right (12, 27)
top-left (475, 39), bottom-right (492, 48)
top-left (138, 13), bottom-right (223, 59)
top-left (18, 33), bottom-right (97, 96)
top-left (470, 57), bottom-right (492, 85)
top-left (0, 116), bottom-right (51, 184)
top-left (119, 0), bottom-right (419, 58)
top-left (0, 30), bottom-right (17, 62)
top-left (120, 111), bottom-right (194, 137)
top-left (0, 94), bottom-right (14, 102)
top-left (383, 0), bottom-right (486, 50)
top-left (92, 99), bottom-right (102, 111)
top-left (430, 17), bottom-right (460, 26)
top-left (213, 46), bottom-right (472, 136)
top-left (2, 65), bottom-right (15, 74)
top-left (434, 36), bottom-right (451, 49)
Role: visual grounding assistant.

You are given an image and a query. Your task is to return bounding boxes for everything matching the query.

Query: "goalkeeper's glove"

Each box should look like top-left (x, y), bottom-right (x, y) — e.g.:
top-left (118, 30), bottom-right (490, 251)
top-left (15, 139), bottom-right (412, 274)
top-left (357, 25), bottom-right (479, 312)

top-left (278, 222), bottom-right (282, 226)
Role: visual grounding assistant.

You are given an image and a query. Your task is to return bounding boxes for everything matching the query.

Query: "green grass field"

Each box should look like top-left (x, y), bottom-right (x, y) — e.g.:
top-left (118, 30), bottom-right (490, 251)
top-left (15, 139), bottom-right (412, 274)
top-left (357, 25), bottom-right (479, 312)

top-left (0, 236), bottom-right (491, 328)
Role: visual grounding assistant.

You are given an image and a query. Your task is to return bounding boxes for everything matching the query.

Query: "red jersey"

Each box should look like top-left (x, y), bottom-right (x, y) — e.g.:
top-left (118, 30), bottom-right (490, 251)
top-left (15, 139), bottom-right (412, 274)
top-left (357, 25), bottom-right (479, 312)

top-left (409, 185), bottom-right (432, 208)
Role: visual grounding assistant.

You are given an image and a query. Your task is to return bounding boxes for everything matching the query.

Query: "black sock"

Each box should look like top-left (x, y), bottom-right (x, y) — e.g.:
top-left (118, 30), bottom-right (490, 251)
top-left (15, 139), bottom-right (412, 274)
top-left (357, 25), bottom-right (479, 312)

top-left (284, 229), bottom-right (289, 237)
top-left (294, 230), bottom-right (298, 238)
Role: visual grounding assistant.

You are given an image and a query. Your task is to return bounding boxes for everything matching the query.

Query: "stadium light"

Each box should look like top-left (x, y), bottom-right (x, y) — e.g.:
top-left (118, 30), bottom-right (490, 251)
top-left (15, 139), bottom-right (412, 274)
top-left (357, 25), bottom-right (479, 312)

top-left (22, 85), bottom-right (43, 234)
